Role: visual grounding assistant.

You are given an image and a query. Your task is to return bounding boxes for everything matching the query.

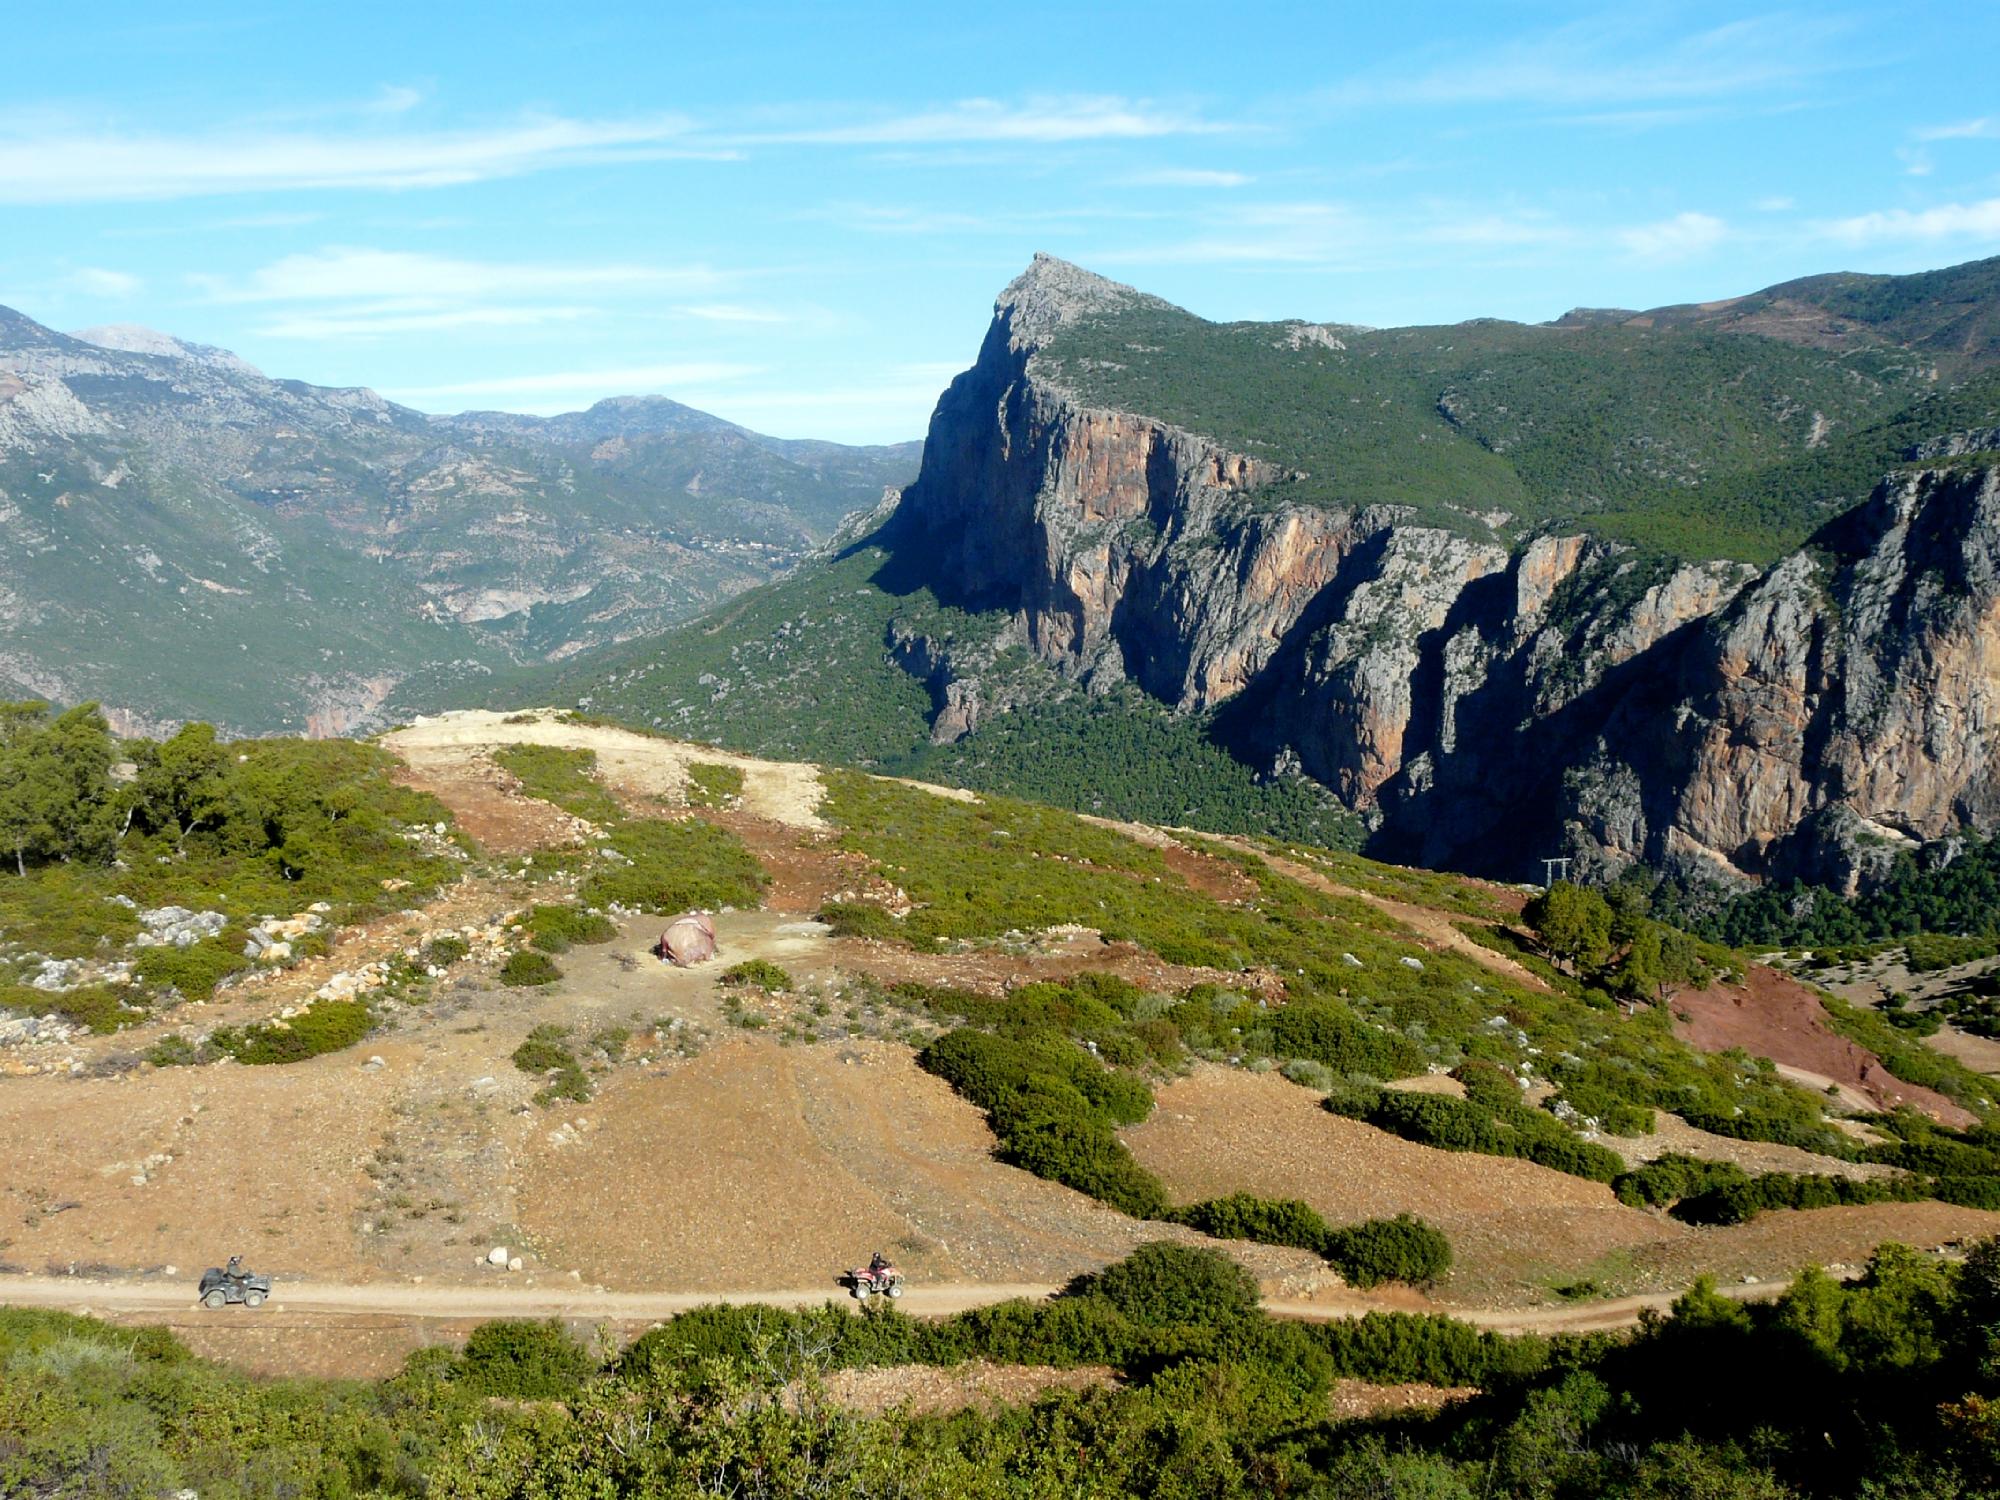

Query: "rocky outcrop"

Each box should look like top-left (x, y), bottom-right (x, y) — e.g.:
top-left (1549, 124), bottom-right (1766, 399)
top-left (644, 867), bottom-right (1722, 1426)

top-left (884, 255), bottom-right (2000, 887)
top-left (1592, 466), bottom-right (2000, 889)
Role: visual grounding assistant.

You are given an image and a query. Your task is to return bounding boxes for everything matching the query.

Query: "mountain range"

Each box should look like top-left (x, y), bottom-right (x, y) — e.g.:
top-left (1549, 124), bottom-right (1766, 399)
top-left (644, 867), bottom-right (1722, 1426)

top-left (0, 310), bottom-right (917, 734)
top-left (551, 252), bottom-right (2000, 894)
top-left (14, 250), bottom-right (2000, 896)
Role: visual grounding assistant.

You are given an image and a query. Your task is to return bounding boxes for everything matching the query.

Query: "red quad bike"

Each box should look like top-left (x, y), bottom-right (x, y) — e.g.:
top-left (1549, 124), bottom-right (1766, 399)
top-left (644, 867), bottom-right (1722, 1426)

top-left (845, 1255), bottom-right (903, 1303)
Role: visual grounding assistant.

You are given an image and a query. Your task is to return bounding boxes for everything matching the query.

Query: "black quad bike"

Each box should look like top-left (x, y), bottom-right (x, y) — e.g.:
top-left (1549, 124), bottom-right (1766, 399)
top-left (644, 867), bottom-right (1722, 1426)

top-left (198, 1256), bottom-right (272, 1309)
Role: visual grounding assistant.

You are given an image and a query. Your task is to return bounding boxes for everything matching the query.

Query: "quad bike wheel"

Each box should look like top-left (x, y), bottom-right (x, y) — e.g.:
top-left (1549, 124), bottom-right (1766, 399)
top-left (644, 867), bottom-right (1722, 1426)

top-left (202, 1288), bottom-right (227, 1309)
top-left (243, 1289), bottom-right (266, 1308)
top-left (852, 1283), bottom-right (871, 1301)
top-left (886, 1284), bottom-right (903, 1298)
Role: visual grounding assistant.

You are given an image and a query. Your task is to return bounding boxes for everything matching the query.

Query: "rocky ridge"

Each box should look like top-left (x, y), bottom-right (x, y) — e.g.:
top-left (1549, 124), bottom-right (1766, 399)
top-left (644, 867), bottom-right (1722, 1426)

top-left (876, 255), bottom-right (2000, 889)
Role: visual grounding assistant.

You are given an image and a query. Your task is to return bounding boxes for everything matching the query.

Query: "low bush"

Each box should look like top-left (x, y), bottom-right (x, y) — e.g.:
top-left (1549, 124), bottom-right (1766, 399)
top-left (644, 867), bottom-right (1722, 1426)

top-left (2, 981), bottom-right (148, 1033)
top-left (1165, 1192), bottom-right (1332, 1253)
top-left (580, 817), bottom-right (766, 915)
top-left (419, 934), bottom-right (470, 968)
top-left (1085, 1241), bottom-right (1262, 1328)
top-left (511, 1023), bottom-right (591, 1104)
top-left (132, 937), bottom-right (250, 1001)
top-left (1322, 1214), bottom-right (1454, 1287)
top-left (685, 762), bottom-right (745, 808)
top-left (817, 900), bottom-right (904, 942)
top-left (524, 904), bottom-right (616, 954)
top-left (1167, 1194), bottom-right (1452, 1286)
top-left (1269, 1000), bottom-right (1425, 1078)
top-left (919, 1025), bottom-right (1169, 1216)
top-left (1612, 1153), bottom-right (1928, 1225)
top-left (720, 959), bottom-right (793, 992)
top-left (500, 950), bottom-right (563, 987)
top-left (1334, 1086), bottom-right (1626, 1184)
top-left (455, 1319), bottom-right (598, 1398)
top-left (144, 1034), bottom-right (200, 1067)
top-left (211, 1000), bottom-right (373, 1065)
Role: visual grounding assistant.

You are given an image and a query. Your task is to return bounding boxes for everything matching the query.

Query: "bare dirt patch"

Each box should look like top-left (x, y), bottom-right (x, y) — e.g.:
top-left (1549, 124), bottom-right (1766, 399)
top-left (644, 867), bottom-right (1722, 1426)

top-left (1123, 1065), bottom-right (1667, 1305)
top-left (514, 1036), bottom-right (1326, 1295)
top-left (385, 710), bottom-right (827, 830)
top-left (821, 1361), bottom-right (1113, 1416)
top-left (1328, 1379), bottom-right (1477, 1421)
top-left (1670, 966), bottom-right (1974, 1126)
top-left (1125, 1066), bottom-right (2000, 1306)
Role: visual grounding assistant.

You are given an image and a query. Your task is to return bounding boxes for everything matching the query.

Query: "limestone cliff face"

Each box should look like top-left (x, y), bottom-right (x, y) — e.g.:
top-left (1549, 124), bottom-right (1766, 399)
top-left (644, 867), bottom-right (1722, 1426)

top-left (887, 256), bottom-right (2000, 886)
top-left (1589, 465), bottom-right (2000, 889)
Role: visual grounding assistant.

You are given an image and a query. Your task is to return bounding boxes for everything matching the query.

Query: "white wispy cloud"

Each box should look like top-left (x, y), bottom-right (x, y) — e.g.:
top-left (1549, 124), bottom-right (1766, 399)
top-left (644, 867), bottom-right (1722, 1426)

top-left (1327, 14), bottom-right (1846, 111)
top-left (256, 304), bottom-right (595, 339)
top-left (676, 303), bottom-right (788, 324)
top-left (1120, 168), bottom-right (1252, 188)
top-left (1755, 196), bottom-right (1797, 212)
top-left (1916, 117), bottom-right (2000, 142)
top-left (203, 247), bottom-right (723, 303)
top-left (67, 267), bottom-right (142, 297)
top-left (383, 362), bottom-right (762, 401)
top-left (1618, 211), bottom-right (1728, 263)
top-left (0, 113), bottom-right (717, 203)
top-left (1820, 197), bottom-right (2000, 244)
top-left (740, 96), bottom-right (1228, 146)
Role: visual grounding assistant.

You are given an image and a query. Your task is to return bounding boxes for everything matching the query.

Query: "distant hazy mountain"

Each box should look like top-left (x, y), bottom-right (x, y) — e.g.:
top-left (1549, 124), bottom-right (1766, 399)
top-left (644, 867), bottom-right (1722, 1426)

top-left (0, 309), bottom-right (918, 734)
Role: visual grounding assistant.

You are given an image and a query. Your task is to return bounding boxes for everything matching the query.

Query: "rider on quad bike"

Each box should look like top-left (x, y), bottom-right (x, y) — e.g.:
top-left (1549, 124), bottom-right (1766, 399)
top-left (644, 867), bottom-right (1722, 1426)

top-left (848, 1251), bottom-right (903, 1301)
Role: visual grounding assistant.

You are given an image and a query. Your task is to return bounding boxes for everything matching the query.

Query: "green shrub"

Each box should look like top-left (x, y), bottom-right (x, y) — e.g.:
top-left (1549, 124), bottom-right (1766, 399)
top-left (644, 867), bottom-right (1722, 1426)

top-left (511, 1023), bottom-right (591, 1104)
top-left (2, 981), bottom-right (148, 1034)
top-left (524, 904), bottom-right (616, 954)
top-left (500, 950), bottom-right (563, 987)
top-left (998, 1108), bottom-right (1170, 1218)
top-left (580, 817), bottom-right (766, 915)
top-left (1165, 1192), bottom-right (1332, 1254)
top-left (1084, 1241), bottom-right (1261, 1328)
top-left (419, 934), bottom-right (470, 968)
top-left (1335, 1086), bottom-right (1625, 1184)
top-left (818, 900), bottom-right (903, 942)
top-left (685, 762), bottom-right (745, 808)
top-left (132, 938), bottom-right (251, 1001)
top-left (1612, 1153), bottom-right (1928, 1224)
top-left (456, 1318), bottom-right (597, 1397)
top-left (1323, 1214), bottom-right (1454, 1287)
top-left (144, 1034), bottom-right (200, 1068)
top-left (211, 1000), bottom-right (372, 1065)
top-left (720, 959), bottom-right (793, 993)
top-left (1269, 1000), bottom-right (1425, 1078)
top-left (492, 744), bottom-right (626, 824)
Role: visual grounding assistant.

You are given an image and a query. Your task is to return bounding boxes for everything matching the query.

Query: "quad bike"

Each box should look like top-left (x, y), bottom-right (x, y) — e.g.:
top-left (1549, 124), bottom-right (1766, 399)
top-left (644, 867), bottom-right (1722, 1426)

top-left (198, 1256), bottom-right (272, 1310)
top-left (844, 1256), bottom-right (903, 1302)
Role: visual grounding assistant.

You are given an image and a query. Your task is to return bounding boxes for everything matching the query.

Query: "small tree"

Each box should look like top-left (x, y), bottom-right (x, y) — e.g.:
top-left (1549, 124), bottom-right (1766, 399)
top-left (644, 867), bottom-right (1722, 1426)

top-left (1523, 881), bottom-right (1614, 974)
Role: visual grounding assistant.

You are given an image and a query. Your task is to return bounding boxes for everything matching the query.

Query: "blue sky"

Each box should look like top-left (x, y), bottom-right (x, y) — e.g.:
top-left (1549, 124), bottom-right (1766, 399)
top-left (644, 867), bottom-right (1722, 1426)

top-left (3, 2), bottom-right (1997, 444)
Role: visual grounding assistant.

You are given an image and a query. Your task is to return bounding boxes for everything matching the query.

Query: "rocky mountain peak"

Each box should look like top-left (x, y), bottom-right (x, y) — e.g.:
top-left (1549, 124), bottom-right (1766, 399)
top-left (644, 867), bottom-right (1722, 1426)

top-left (71, 323), bottom-right (264, 378)
top-left (995, 253), bottom-right (1168, 352)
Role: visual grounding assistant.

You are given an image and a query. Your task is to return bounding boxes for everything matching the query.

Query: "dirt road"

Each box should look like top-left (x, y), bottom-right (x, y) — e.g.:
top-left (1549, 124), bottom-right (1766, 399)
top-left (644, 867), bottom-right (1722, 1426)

top-left (0, 1271), bottom-right (1792, 1338)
